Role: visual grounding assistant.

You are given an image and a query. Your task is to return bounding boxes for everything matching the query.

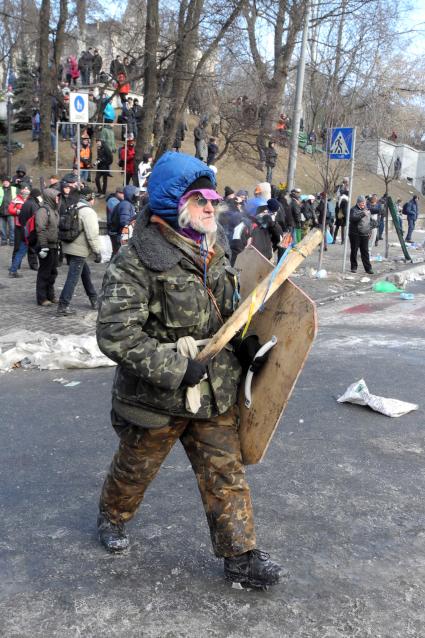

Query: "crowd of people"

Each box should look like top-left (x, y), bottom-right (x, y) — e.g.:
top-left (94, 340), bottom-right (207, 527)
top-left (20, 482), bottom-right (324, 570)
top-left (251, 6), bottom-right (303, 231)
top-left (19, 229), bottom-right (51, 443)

top-left (1, 154), bottom-right (420, 314)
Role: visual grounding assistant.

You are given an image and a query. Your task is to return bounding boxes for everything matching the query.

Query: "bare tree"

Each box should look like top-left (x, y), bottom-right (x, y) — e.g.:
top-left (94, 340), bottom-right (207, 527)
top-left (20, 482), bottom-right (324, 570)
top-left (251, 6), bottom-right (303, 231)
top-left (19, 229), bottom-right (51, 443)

top-left (136, 0), bottom-right (159, 159)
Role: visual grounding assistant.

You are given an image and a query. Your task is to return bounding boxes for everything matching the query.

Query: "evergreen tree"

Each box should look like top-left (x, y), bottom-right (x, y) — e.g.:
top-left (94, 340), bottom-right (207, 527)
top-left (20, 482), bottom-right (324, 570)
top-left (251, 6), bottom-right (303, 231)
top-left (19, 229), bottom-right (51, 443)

top-left (14, 56), bottom-right (35, 130)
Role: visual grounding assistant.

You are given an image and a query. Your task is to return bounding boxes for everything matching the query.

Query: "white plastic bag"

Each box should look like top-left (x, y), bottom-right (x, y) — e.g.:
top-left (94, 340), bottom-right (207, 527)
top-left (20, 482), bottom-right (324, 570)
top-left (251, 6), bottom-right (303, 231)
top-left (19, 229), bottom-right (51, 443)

top-left (337, 378), bottom-right (418, 418)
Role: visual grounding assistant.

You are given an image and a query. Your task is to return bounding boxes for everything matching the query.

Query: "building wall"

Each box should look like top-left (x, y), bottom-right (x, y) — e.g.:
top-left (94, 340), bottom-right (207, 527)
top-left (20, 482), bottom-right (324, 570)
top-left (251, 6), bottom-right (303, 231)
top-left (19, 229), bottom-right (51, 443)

top-left (357, 137), bottom-right (425, 195)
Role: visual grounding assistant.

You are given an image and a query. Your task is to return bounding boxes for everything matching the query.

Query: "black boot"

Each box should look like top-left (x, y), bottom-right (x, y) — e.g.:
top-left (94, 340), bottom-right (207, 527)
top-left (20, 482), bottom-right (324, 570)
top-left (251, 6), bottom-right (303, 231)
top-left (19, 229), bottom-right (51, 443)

top-left (224, 549), bottom-right (283, 589)
top-left (97, 513), bottom-right (129, 553)
top-left (89, 296), bottom-right (98, 310)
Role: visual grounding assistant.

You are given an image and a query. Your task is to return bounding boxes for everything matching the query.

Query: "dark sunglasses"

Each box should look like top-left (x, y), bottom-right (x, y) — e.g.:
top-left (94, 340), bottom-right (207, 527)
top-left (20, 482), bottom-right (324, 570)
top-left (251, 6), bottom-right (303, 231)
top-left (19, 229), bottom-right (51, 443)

top-left (193, 195), bottom-right (220, 208)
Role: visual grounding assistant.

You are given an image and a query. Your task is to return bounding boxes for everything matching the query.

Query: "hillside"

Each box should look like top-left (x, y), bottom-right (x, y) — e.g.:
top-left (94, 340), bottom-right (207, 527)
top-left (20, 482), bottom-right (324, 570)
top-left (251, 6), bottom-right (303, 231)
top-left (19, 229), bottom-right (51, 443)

top-left (5, 125), bottom-right (419, 220)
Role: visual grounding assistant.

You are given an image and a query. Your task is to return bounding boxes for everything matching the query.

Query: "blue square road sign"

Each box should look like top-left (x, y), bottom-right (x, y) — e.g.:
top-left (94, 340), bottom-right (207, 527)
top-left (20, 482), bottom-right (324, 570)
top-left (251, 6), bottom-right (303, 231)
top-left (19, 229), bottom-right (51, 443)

top-left (328, 127), bottom-right (354, 160)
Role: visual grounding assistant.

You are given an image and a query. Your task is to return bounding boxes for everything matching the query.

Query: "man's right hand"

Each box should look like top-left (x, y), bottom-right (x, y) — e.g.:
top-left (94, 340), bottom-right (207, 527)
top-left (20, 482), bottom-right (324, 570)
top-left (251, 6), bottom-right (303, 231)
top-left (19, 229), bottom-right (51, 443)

top-left (181, 359), bottom-right (207, 387)
top-left (38, 247), bottom-right (49, 259)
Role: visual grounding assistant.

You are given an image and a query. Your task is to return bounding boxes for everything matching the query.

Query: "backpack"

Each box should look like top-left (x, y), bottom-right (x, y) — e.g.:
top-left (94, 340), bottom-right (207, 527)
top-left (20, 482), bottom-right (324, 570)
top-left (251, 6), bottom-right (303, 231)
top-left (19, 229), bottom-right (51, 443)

top-left (58, 202), bottom-right (83, 243)
top-left (25, 206), bottom-right (50, 247)
top-left (402, 202), bottom-right (409, 215)
top-left (24, 215), bottom-right (38, 246)
top-left (118, 146), bottom-right (125, 168)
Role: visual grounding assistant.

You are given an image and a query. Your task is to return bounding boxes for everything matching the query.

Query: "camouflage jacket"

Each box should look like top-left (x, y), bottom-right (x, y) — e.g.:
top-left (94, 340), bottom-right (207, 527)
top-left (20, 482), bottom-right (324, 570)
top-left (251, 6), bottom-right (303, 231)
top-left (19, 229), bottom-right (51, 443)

top-left (97, 209), bottom-right (242, 422)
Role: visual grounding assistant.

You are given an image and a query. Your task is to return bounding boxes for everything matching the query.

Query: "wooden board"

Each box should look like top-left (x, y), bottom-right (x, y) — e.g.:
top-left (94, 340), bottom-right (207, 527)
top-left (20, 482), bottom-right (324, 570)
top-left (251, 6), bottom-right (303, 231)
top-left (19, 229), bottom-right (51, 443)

top-left (234, 245), bottom-right (317, 464)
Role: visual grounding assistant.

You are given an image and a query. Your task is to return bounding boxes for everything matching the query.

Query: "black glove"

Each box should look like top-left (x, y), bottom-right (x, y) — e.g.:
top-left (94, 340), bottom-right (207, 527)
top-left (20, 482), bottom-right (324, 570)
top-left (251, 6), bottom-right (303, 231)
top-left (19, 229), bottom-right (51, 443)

top-left (181, 359), bottom-right (207, 387)
top-left (94, 253), bottom-right (102, 263)
top-left (234, 335), bottom-right (270, 373)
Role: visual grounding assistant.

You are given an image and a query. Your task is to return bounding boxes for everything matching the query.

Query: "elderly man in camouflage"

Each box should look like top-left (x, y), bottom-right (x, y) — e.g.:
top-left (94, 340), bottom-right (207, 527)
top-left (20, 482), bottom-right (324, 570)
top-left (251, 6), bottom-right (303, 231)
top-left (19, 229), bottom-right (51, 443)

top-left (96, 152), bottom-right (282, 589)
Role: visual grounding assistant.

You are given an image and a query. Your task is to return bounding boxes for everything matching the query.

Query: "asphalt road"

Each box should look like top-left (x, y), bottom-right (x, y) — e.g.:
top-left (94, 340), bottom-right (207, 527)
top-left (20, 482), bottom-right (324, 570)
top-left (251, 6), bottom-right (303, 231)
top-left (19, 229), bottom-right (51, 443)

top-left (1, 282), bottom-right (424, 637)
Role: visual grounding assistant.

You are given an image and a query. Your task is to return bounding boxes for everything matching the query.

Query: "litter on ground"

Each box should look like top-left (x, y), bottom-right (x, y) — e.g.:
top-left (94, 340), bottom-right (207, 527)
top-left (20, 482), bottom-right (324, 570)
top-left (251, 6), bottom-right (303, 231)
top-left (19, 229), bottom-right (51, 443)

top-left (337, 379), bottom-right (418, 417)
top-left (0, 330), bottom-right (116, 372)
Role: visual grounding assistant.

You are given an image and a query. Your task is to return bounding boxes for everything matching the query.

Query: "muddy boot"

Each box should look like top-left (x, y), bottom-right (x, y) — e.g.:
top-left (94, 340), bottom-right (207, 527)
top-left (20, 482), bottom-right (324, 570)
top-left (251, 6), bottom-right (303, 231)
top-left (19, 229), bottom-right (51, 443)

top-left (224, 549), bottom-right (283, 589)
top-left (97, 513), bottom-right (129, 553)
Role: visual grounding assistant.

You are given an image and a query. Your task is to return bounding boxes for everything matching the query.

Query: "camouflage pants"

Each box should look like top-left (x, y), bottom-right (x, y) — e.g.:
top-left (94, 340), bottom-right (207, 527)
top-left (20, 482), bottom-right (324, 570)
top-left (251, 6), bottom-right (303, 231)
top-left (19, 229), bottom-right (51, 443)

top-left (99, 406), bottom-right (256, 557)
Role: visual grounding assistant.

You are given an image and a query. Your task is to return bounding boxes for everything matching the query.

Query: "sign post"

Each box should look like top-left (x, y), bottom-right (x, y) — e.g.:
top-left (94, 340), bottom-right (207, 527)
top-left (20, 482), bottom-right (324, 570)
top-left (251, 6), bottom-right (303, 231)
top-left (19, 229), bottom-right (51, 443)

top-left (69, 92), bottom-right (89, 185)
top-left (328, 126), bottom-right (356, 273)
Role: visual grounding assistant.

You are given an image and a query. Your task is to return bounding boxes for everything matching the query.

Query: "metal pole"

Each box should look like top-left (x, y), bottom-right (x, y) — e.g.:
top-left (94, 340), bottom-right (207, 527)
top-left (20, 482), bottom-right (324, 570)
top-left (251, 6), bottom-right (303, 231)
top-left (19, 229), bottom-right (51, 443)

top-left (287, 1), bottom-right (310, 192)
top-left (123, 123), bottom-right (128, 187)
top-left (77, 123), bottom-right (81, 184)
top-left (342, 127), bottom-right (357, 273)
top-left (6, 94), bottom-right (13, 176)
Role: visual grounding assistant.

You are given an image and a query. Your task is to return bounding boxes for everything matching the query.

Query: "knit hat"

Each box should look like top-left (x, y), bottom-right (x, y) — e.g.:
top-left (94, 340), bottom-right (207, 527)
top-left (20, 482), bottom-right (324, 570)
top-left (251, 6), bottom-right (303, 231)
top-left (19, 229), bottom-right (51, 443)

top-left (224, 186), bottom-right (234, 198)
top-left (267, 198), bottom-right (280, 213)
top-left (356, 195), bottom-right (366, 204)
top-left (29, 188), bottom-right (42, 198)
top-left (80, 186), bottom-right (96, 200)
top-left (62, 173), bottom-right (79, 185)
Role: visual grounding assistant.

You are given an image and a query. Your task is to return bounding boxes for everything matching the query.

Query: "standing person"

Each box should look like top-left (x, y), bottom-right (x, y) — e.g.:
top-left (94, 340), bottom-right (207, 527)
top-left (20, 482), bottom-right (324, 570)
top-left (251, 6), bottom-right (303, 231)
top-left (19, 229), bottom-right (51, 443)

top-left (110, 184), bottom-right (139, 248)
top-left (349, 195), bottom-right (373, 275)
top-left (368, 194), bottom-right (381, 254)
top-left (207, 137), bottom-right (219, 166)
top-left (109, 55), bottom-right (124, 79)
top-left (327, 195), bottom-right (335, 239)
top-left (333, 190), bottom-right (349, 244)
top-left (57, 187), bottom-right (101, 316)
top-left (95, 151), bottom-right (282, 590)
top-left (116, 72), bottom-right (130, 105)
top-left (265, 141), bottom-right (278, 184)
top-left (78, 52), bottom-right (88, 85)
top-left (75, 136), bottom-right (92, 182)
top-left (17, 187), bottom-right (42, 270)
top-left (92, 49), bottom-right (103, 83)
top-left (193, 118), bottom-right (208, 161)
top-left (119, 134), bottom-right (136, 185)
top-left (8, 185), bottom-right (33, 277)
top-left (11, 165), bottom-right (32, 190)
top-left (288, 188), bottom-right (302, 243)
top-left (94, 140), bottom-right (113, 198)
top-left (0, 176), bottom-right (17, 246)
top-left (394, 156), bottom-right (401, 180)
top-left (173, 121), bottom-right (186, 152)
top-left (35, 189), bottom-right (60, 306)
top-left (122, 97), bottom-right (137, 138)
top-left (100, 122), bottom-right (116, 154)
top-left (404, 194), bottom-right (419, 242)
top-left (132, 98), bottom-right (143, 131)
top-left (106, 187), bottom-right (125, 255)
top-left (137, 154), bottom-right (152, 191)
top-left (85, 48), bottom-right (94, 84)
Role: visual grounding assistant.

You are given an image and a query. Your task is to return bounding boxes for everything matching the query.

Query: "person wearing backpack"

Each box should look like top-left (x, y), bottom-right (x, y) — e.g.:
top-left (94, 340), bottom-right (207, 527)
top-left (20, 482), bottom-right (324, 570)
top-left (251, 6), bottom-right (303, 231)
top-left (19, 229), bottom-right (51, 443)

top-left (57, 187), bottom-right (101, 316)
top-left (8, 187), bottom-right (41, 277)
top-left (35, 188), bottom-right (60, 306)
top-left (404, 195), bottom-right (419, 242)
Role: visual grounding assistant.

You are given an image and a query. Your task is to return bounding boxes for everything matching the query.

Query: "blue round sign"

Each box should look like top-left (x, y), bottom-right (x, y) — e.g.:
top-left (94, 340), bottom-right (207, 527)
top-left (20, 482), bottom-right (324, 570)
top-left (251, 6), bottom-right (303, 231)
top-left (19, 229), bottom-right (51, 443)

top-left (74, 96), bottom-right (85, 112)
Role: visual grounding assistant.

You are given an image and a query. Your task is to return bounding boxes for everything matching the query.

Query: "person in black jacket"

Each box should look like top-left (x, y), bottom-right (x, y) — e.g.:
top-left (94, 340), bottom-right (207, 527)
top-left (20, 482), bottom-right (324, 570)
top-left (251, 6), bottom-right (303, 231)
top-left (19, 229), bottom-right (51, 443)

top-left (265, 141), bottom-right (278, 183)
top-left (94, 140), bottom-right (113, 197)
top-left (349, 195), bottom-right (373, 274)
top-left (14, 188), bottom-right (42, 271)
top-left (92, 49), bottom-right (103, 83)
top-left (288, 188), bottom-right (302, 241)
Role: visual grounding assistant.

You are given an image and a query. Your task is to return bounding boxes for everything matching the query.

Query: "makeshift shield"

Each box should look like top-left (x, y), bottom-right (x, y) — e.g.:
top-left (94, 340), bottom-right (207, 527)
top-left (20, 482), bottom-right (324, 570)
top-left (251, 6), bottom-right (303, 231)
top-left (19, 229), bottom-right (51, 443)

top-left (234, 245), bottom-right (317, 464)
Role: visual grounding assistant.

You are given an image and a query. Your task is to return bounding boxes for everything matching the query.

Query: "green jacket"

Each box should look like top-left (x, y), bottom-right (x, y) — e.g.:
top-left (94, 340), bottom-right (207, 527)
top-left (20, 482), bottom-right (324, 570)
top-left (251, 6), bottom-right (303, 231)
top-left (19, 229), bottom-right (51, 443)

top-left (0, 185), bottom-right (17, 216)
top-left (97, 211), bottom-right (241, 423)
top-left (99, 125), bottom-right (116, 153)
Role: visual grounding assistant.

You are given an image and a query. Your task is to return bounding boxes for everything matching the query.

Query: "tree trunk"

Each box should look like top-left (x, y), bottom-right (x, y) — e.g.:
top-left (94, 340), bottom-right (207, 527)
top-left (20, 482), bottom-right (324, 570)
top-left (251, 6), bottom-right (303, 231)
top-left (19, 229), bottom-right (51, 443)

top-left (38, 0), bottom-right (51, 164)
top-left (76, 0), bottom-right (87, 50)
top-left (136, 0), bottom-right (159, 162)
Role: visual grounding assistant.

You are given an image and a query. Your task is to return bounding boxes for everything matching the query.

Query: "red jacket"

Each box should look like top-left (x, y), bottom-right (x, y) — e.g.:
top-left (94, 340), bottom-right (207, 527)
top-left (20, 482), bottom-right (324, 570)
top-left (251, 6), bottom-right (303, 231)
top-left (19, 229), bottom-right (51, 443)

top-left (8, 195), bottom-right (27, 226)
top-left (120, 143), bottom-right (136, 175)
top-left (117, 72), bottom-right (130, 95)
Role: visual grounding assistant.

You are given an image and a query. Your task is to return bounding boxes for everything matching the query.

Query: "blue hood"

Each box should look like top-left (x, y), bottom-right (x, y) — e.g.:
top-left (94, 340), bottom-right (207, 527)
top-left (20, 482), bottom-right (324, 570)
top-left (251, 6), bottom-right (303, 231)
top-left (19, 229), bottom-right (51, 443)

top-left (147, 151), bottom-right (217, 226)
top-left (124, 185), bottom-right (139, 203)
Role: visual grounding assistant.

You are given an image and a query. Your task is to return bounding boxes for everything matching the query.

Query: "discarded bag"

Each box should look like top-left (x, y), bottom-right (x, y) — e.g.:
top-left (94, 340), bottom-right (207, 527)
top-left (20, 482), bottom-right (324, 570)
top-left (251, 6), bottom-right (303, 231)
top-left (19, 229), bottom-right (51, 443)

top-left (337, 378), bottom-right (418, 418)
top-left (373, 281), bottom-right (403, 293)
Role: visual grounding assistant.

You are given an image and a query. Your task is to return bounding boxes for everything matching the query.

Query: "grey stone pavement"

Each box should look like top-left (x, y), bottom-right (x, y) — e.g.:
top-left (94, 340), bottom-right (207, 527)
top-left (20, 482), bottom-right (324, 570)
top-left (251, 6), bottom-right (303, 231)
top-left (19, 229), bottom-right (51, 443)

top-left (0, 226), bottom-right (424, 339)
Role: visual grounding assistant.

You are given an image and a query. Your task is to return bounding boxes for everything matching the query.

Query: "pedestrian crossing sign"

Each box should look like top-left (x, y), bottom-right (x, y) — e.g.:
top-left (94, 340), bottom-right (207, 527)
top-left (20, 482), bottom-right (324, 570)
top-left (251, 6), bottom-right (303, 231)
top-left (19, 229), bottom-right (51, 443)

top-left (328, 127), bottom-right (353, 160)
